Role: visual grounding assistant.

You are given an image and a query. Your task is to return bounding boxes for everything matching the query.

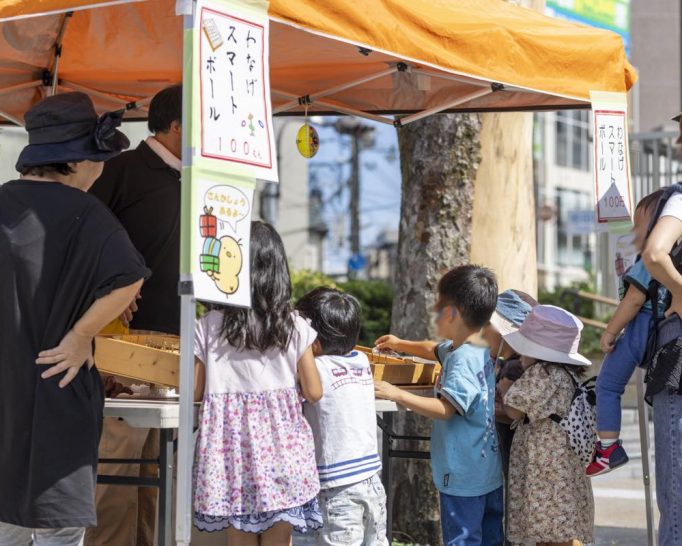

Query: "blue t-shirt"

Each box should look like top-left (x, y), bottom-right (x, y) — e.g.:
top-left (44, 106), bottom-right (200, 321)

top-left (620, 259), bottom-right (667, 314)
top-left (431, 342), bottom-right (503, 497)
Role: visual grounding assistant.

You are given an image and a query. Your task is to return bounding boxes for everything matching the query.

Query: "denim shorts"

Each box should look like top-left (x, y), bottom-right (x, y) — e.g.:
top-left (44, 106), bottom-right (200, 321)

top-left (316, 472), bottom-right (389, 546)
top-left (0, 522), bottom-right (84, 546)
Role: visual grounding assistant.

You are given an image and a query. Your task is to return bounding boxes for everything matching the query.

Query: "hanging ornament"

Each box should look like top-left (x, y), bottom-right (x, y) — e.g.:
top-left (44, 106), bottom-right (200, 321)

top-left (296, 106), bottom-right (319, 158)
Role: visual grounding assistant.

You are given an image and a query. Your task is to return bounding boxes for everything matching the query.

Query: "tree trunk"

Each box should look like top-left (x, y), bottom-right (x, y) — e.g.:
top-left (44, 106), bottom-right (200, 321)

top-left (390, 113), bottom-right (481, 545)
top-left (470, 112), bottom-right (537, 296)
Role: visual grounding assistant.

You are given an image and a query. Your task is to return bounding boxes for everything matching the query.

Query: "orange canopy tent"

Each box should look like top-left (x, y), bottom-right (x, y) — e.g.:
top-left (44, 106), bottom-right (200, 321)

top-left (0, 0), bottom-right (636, 127)
top-left (0, 2), bottom-right (638, 545)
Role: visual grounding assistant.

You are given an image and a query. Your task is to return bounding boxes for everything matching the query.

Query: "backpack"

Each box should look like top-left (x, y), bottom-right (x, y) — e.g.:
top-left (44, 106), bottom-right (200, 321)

top-left (642, 184), bottom-right (682, 402)
top-left (549, 366), bottom-right (597, 466)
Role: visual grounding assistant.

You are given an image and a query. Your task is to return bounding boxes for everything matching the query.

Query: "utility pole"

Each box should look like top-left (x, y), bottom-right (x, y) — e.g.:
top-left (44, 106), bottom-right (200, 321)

top-left (349, 131), bottom-right (360, 263)
top-left (334, 117), bottom-right (375, 278)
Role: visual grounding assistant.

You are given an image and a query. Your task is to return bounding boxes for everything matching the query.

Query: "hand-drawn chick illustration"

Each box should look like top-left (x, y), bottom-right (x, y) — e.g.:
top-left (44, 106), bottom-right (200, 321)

top-left (210, 236), bottom-right (242, 295)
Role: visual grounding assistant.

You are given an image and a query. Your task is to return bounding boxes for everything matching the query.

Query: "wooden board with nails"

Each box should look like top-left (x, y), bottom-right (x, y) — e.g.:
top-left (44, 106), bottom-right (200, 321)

top-left (93, 338), bottom-right (440, 390)
top-left (95, 334), bottom-right (180, 388)
top-left (355, 346), bottom-right (441, 386)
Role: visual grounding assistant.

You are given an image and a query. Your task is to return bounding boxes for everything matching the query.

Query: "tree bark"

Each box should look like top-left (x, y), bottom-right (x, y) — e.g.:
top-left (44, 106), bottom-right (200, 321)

top-left (390, 113), bottom-right (481, 545)
top-left (470, 112), bottom-right (537, 296)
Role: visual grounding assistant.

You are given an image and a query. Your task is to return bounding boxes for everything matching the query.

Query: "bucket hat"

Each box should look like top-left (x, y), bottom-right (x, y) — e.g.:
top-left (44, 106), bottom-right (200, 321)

top-left (16, 92), bottom-right (129, 172)
top-left (503, 304), bottom-right (591, 367)
top-left (489, 289), bottom-right (536, 336)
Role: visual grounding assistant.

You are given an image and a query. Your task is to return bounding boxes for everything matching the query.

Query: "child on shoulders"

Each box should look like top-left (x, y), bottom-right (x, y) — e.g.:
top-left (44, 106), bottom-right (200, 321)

top-left (374, 265), bottom-right (503, 546)
top-left (297, 287), bottom-right (388, 546)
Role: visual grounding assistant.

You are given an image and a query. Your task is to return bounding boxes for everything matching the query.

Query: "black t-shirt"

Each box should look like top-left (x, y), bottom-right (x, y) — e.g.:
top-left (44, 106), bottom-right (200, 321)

top-left (0, 180), bottom-right (149, 528)
top-left (90, 141), bottom-right (181, 334)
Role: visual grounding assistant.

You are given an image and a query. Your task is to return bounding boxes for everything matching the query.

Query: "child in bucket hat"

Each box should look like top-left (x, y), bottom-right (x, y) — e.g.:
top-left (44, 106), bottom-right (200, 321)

top-left (500, 305), bottom-right (594, 546)
top-left (482, 291), bottom-right (536, 501)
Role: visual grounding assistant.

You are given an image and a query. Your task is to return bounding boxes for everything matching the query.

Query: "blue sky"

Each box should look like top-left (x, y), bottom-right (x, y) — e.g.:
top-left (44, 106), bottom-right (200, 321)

top-left (308, 119), bottom-right (402, 274)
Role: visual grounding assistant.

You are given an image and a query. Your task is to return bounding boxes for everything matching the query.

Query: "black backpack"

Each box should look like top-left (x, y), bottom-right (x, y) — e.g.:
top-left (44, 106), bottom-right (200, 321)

top-left (642, 184), bottom-right (682, 402)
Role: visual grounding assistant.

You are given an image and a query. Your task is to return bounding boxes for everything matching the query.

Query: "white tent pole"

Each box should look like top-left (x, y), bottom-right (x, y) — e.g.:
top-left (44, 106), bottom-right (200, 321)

top-left (60, 80), bottom-right (136, 106)
top-left (0, 80), bottom-right (42, 96)
top-left (175, 5), bottom-right (196, 546)
top-left (48, 12), bottom-right (73, 96)
top-left (636, 368), bottom-right (657, 546)
top-left (397, 86), bottom-right (495, 125)
top-left (272, 66), bottom-right (398, 115)
top-left (271, 89), bottom-right (394, 125)
top-left (0, 110), bottom-right (24, 126)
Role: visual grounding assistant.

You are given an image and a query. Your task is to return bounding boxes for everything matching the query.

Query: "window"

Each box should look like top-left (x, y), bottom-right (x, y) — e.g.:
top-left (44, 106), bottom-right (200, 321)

top-left (555, 110), bottom-right (590, 171)
top-left (556, 188), bottom-right (593, 268)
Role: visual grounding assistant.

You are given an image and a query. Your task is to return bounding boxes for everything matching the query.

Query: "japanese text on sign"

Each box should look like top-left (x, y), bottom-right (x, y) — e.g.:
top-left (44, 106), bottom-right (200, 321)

top-left (593, 109), bottom-right (632, 222)
top-left (199, 7), bottom-right (276, 179)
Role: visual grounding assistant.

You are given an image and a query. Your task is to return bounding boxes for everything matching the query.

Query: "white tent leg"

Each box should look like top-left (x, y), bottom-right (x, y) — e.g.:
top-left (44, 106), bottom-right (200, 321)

top-left (175, 7), bottom-right (196, 546)
top-left (636, 368), bottom-right (657, 546)
top-left (175, 286), bottom-right (195, 546)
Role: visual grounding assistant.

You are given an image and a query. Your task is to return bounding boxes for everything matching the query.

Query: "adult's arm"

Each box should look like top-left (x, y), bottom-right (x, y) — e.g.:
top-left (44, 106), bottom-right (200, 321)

top-left (37, 279), bottom-right (144, 388)
top-left (642, 216), bottom-right (682, 315)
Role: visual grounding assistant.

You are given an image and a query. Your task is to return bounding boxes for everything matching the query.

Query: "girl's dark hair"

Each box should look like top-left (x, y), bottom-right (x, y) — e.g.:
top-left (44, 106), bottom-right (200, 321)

top-left (220, 221), bottom-right (294, 352)
top-left (296, 287), bottom-right (361, 356)
top-left (20, 163), bottom-right (75, 177)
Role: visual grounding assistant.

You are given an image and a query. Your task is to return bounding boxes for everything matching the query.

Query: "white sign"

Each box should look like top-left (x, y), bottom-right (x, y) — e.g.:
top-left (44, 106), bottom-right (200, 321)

top-left (193, 180), bottom-right (253, 307)
top-left (593, 106), bottom-right (632, 222)
top-left (198, 3), bottom-right (278, 181)
top-left (567, 209), bottom-right (596, 235)
top-left (610, 230), bottom-right (637, 297)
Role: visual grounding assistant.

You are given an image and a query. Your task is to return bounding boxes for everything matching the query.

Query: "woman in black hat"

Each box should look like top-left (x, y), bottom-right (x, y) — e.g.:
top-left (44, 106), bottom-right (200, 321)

top-left (0, 92), bottom-right (150, 545)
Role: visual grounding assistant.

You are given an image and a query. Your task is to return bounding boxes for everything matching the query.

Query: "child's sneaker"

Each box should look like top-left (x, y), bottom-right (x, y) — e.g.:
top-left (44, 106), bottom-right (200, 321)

top-left (585, 440), bottom-right (629, 477)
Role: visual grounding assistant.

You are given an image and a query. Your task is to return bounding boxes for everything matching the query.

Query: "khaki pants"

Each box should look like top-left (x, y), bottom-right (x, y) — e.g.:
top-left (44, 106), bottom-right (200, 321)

top-left (85, 418), bottom-right (159, 546)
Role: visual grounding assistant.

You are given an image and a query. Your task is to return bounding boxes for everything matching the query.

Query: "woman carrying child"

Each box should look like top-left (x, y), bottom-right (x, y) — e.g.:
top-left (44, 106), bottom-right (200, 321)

top-left (192, 221), bottom-right (324, 545)
top-left (501, 305), bottom-right (594, 546)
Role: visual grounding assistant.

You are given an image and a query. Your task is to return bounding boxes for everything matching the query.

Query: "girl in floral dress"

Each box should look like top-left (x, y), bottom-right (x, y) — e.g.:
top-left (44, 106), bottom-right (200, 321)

top-left (500, 305), bottom-right (594, 546)
top-left (193, 221), bottom-right (323, 544)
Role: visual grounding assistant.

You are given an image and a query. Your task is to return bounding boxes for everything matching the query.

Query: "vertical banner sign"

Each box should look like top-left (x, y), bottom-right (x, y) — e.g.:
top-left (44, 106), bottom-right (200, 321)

top-left (590, 91), bottom-right (633, 223)
top-left (198, 0), bottom-right (277, 181)
top-left (190, 0), bottom-right (273, 307)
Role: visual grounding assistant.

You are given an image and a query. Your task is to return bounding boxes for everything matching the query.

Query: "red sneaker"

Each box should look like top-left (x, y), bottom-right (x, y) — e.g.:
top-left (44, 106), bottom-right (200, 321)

top-left (586, 440), bottom-right (629, 477)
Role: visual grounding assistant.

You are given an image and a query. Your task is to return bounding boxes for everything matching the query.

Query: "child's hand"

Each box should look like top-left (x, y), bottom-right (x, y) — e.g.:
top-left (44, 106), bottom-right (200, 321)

top-left (600, 331), bottom-right (617, 353)
top-left (374, 380), bottom-right (402, 402)
top-left (375, 334), bottom-right (401, 351)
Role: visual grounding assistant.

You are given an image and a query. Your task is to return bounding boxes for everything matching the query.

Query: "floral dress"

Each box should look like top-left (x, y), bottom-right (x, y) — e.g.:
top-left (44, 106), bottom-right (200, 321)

top-left (503, 363), bottom-right (594, 544)
top-left (193, 310), bottom-right (322, 533)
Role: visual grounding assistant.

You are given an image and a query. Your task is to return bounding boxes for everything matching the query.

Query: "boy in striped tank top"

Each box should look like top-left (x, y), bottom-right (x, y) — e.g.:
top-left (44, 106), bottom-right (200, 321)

top-left (298, 288), bottom-right (388, 545)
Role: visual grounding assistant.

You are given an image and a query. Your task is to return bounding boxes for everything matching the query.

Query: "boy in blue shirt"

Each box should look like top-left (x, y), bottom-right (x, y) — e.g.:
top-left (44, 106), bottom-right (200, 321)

top-left (375, 265), bottom-right (503, 546)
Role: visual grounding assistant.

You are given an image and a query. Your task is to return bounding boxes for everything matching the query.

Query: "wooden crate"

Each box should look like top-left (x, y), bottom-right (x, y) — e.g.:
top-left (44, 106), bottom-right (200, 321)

top-left (356, 346), bottom-right (441, 386)
top-left (95, 334), bottom-right (180, 388)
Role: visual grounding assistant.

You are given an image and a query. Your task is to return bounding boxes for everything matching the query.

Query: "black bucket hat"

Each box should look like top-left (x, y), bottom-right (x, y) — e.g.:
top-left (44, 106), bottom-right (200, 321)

top-left (15, 92), bottom-right (130, 172)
